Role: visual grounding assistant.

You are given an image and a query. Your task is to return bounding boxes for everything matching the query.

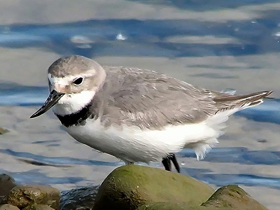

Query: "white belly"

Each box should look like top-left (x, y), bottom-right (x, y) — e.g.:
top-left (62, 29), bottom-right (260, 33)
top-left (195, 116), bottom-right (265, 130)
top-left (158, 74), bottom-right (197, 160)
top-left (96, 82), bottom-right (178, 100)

top-left (64, 117), bottom-right (224, 163)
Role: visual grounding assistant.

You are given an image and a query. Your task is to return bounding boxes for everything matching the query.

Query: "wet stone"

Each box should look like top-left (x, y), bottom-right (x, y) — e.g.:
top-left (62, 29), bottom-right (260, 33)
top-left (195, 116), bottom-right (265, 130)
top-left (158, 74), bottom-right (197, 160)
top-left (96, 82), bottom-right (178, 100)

top-left (1, 185), bottom-right (60, 209)
top-left (0, 174), bottom-right (17, 202)
top-left (60, 186), bottom-right (99, 210)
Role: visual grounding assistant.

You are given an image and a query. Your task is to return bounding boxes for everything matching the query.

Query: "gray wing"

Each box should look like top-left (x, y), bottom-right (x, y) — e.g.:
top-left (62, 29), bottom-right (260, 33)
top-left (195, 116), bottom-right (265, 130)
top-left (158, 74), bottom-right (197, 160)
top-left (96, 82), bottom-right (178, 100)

top-left (94, 66), bottom-right (219, 129)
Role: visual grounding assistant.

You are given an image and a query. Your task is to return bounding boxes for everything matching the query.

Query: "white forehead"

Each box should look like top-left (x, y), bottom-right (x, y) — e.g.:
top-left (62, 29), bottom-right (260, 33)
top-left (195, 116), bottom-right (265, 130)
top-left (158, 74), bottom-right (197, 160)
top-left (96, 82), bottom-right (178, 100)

top-left (48, 73), bottom-right (92, 85)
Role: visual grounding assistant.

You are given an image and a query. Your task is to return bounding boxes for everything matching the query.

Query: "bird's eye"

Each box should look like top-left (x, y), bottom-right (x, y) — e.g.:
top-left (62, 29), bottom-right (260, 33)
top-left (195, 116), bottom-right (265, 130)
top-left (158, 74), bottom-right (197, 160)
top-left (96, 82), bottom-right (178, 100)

top-left (73, 77), bottom-right (83, 85)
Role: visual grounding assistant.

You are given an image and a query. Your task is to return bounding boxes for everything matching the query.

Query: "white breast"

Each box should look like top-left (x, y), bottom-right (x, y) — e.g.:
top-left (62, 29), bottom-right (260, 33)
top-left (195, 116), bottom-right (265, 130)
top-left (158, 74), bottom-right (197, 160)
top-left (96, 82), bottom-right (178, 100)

top-left (64, 113), bottom-right (228, 163)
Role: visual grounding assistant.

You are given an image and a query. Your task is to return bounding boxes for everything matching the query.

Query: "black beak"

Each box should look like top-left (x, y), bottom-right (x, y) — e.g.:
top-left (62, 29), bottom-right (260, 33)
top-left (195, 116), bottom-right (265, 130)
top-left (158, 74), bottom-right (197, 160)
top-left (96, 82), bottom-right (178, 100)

top-left (30, 90), bottom-right (65, 118)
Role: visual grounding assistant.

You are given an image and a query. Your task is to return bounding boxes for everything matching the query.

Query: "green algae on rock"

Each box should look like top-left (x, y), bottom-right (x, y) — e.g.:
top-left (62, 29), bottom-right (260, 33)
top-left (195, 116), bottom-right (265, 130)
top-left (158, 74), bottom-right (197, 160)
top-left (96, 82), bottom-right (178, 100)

top-left (1, 185), bottom-right (60, 209)
top-left (136, 202), bottom-right (236, 210)
top-left (202, 185), bottom-right (268, 210)
top-left (136, 202), bottom-right (192, 210)
top-left (93, 165), bottom-right (214, 210)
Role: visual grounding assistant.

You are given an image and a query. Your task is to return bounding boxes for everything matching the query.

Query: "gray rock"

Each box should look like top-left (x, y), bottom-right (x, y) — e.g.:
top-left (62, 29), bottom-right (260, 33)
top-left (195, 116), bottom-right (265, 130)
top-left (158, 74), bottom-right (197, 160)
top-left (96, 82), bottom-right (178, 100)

top-left (60, 186), bottom-right (99, 210)
top-left (0, 174), bottom-right (17, 204)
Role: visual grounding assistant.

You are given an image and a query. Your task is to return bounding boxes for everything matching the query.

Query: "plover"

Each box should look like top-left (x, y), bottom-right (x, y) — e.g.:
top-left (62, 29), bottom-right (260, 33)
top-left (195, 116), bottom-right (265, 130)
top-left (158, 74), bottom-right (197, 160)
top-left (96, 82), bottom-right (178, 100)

top-left (30, 55), bottom-right (272, 173)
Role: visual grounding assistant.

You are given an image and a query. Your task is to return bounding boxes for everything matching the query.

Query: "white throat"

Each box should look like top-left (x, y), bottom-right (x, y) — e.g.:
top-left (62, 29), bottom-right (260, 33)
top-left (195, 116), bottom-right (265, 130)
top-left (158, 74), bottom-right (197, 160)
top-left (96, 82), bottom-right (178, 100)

top-left (52, 90), bottom-right (96, 116)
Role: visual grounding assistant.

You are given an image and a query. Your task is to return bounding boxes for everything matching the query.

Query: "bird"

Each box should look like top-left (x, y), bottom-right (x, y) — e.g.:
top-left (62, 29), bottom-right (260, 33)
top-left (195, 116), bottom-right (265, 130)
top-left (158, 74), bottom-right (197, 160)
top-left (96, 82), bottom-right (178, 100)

top-left (30, 55), bottom-right (272, 173)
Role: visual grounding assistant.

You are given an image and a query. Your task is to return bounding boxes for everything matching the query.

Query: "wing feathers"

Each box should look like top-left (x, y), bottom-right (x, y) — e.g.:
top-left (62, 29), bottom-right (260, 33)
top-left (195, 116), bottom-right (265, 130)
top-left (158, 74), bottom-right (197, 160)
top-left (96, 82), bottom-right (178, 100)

top-left (214, 90), bottom-right (272, 112)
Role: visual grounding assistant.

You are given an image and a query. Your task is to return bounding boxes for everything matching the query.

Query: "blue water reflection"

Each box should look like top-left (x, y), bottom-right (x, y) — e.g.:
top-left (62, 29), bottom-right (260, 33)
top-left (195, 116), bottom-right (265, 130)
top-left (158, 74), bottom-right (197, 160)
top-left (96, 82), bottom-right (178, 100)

top-left (0, 16), bottom-right (280, 58)
top-left (182, 147), bottom-right (280, 165)
top-left (129, 0), bottom-right (280, 11)
top-left (0, 149), bottom-right (118, 167)
top-left (0, 82), bottom-right (48, 106)
top-left (1, 169), bottom-right (84, 185)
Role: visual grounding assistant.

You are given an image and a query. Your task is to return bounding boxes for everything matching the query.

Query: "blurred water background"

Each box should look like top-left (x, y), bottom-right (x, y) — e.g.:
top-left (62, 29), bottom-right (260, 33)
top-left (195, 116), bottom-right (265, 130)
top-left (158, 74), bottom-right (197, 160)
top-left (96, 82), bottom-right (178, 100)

top-left (0, 1), bottom-right (280, 209)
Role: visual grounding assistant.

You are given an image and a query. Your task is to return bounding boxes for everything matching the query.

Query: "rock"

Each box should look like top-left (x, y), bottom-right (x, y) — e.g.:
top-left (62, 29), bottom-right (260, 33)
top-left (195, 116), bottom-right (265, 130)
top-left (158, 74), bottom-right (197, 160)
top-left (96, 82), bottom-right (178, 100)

top-left (136, 202), bottom-right (190, 210)
top-left (136, 202), bottom-right (234, 210)
top-left (60, 186), bottom-right (99, 210)
top-left (0, 128), bottom-right (9, 135)
top-left (0, 174), bottom-right (17, 197)
top-left (22, 204), bottom-right (55, 210)
top-left (202, 185), bottom-right (268, 210)
top-left (136, 202), bottom-right (237, 210)
top-left (0, 204), bottom-right (20, 210)
top-left (1, 185), bottom-right (60, 209)
top-left (93, 165), bottom-right (214, 210)
top-left (0, 174), bottom-right (17, 204)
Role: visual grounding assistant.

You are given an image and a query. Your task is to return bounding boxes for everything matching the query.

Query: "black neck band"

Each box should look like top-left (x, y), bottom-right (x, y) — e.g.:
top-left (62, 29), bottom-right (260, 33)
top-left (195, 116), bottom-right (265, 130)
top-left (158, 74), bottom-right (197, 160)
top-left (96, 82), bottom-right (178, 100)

top-left (55, 103), bottom-right (94, 127)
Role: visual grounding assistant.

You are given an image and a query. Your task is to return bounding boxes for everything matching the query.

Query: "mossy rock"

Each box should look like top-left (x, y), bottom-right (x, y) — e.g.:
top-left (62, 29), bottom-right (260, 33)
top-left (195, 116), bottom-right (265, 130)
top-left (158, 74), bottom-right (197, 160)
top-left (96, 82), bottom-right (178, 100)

top-left (93, 165), bottom-right (214, 210)
top-left (136, 202), bottom-right (191, 210)
top-left (136, 202), bottom-right (235, 210)
top-left (1, 185), bottom-right (60, 209)
top-left (202, 185), bottom-right (268, 210)
top-left (22, 204), bottom-right (55, 210)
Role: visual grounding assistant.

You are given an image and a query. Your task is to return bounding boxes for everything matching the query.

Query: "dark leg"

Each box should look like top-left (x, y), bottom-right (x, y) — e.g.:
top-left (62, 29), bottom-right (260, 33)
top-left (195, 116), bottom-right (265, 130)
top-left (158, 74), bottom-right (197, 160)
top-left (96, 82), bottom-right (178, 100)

top-left (162, 153), bottom-right (180, 173)
top-left (162, 157), bottom-right (171, 171)
top-left (170, 153), bottom-right (180, 173)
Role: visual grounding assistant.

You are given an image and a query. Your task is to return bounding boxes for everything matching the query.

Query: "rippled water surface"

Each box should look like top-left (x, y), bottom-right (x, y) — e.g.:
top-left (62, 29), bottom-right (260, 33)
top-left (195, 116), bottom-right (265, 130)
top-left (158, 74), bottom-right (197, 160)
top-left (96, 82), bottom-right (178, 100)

top-left (1, 1), bottom-right (280, 209)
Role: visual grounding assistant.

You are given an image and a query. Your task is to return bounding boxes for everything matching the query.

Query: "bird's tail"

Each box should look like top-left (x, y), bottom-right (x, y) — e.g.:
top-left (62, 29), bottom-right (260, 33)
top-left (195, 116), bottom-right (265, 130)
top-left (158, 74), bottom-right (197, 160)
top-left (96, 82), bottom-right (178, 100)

top-left (214, 90), bottom-right (273, 112)
top-left (192, 90), bottom-right (272, 161)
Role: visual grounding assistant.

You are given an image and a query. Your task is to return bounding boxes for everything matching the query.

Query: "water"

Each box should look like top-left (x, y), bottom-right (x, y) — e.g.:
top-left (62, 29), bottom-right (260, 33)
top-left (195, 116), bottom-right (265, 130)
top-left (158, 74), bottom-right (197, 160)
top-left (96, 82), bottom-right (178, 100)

top-left (1, 19), bottom-right (279, 57)
top-left (0, 1), bottom-right (280, 209)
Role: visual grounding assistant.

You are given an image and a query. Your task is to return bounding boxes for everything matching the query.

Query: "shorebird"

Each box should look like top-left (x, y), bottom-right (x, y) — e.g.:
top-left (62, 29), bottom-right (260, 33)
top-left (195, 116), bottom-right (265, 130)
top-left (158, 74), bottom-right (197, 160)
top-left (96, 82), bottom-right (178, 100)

top-left (30, 55), bottom-right (272, 173)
